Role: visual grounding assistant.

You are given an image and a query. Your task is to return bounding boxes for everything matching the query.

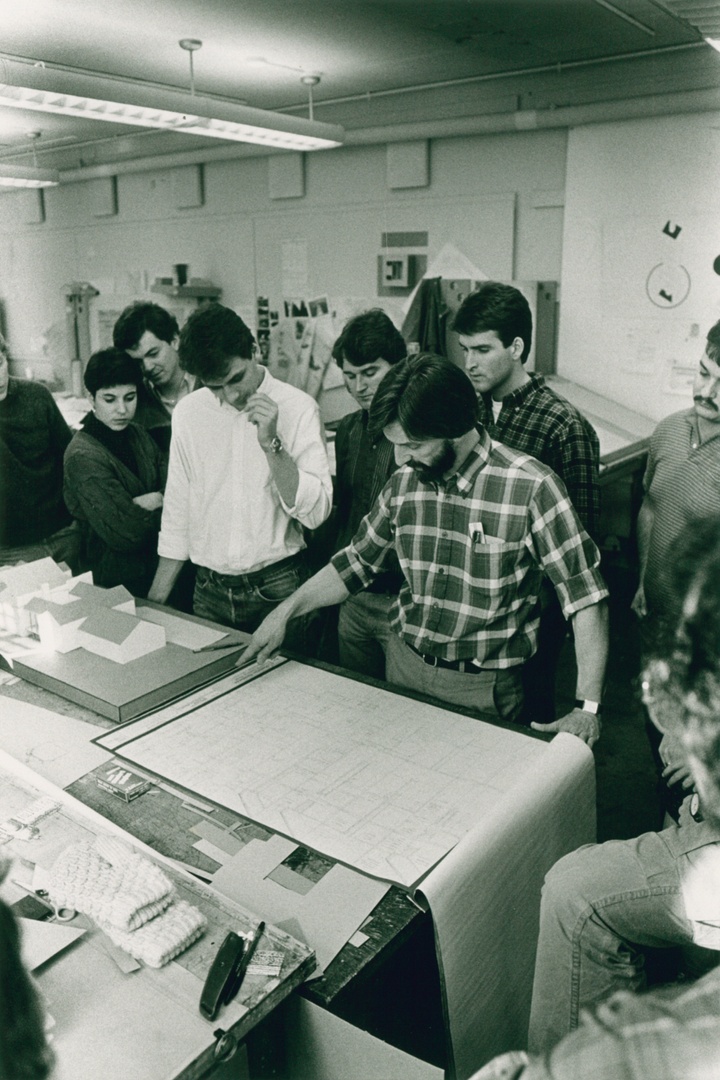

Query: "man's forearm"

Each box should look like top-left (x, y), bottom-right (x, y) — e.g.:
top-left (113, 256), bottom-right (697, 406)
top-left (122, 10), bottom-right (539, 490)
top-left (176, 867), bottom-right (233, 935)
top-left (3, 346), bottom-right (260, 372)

top-left (279, 562), bottom-right (350, 621)
top-left (148, 556), bottom-right (186, 604)
top-left (635, 499), bottom-right (653, 582)
top-left (571, 600), bottom-right (608, 701)
top-left (265, 444), bottom-right (300, 508)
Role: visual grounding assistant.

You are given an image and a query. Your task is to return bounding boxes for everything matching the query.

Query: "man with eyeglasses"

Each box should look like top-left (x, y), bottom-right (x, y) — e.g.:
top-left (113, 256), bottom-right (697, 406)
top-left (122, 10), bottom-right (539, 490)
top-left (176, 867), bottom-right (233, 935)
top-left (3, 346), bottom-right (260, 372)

top-left (469, 517), bottom-right (720, 1080)
top-left (147, 303), bottom-right (332, 645)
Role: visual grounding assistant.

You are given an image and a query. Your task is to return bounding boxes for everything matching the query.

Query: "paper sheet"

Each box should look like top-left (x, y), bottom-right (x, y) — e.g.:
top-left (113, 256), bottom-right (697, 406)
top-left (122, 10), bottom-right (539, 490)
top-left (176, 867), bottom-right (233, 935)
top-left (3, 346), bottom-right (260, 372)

top-left (19, 917), bottom-right (86, 971)
top-left (417, 733), bottom-right (596, 1079)
top-left (98, 661), bottom-right (551, 888)
top-left (136, 607), bottom-right (227, 650)
top-left (211, 835), bottom-right (388, 978)
top-left (0, 697), bottom-right (111, 787)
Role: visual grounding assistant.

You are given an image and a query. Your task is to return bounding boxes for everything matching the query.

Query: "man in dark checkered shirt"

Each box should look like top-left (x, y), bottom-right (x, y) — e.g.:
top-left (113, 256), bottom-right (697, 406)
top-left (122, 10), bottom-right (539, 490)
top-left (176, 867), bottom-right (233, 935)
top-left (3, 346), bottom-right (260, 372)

top-left (245, 354), bottom-right (608, 747)
top-left (453, 282), bottom-right (601, 727)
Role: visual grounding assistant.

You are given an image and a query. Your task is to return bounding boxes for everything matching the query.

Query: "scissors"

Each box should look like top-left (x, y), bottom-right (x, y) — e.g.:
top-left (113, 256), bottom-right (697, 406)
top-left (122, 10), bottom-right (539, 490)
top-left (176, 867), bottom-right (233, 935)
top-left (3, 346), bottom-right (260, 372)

top-left (12, 879), bottom-right (77, 922)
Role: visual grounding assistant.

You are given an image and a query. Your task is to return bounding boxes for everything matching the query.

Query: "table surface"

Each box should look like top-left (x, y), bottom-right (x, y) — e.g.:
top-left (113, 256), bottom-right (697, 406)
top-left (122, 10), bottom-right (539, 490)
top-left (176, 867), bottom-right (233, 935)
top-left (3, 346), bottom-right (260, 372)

top-left (1, 635), bottom-right (557, 1072)
top-left (0, 661), bottom-right (428, 998)
top-left (0, 746), bottom-right (315, 1080)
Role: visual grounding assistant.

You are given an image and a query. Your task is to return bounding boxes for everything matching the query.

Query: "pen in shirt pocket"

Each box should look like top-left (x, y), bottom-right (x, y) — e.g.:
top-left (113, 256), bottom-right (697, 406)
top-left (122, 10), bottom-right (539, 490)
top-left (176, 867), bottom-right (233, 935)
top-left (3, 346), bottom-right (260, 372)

top-left (469, 521), bottom-right (485, 543)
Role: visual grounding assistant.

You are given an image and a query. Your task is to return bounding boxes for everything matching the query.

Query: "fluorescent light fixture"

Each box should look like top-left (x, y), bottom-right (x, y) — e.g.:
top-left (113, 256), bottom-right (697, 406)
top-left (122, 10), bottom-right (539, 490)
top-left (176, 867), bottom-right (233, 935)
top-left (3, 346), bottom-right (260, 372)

top-left (0, 63), bottom-right (344, 151)
top-left (0, 163), bottom-right (59, 187)
top-left (706, 37), bottom-right (720, 53)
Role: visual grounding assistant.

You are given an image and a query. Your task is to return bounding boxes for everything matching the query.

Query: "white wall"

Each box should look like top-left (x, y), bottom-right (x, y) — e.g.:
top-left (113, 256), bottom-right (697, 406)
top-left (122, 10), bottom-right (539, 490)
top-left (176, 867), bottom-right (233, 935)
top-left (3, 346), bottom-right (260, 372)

top-left (0, 129), bottom-right (568, 384)
top-left (559, 112), bottom-right (720, 423)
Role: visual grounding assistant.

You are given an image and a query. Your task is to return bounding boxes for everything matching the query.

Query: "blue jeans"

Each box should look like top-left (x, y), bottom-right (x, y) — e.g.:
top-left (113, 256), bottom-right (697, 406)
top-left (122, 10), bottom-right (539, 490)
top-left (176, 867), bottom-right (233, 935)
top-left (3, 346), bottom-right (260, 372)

top-left (338, 591), bottom-right (395, 680)
top-left (385, 633), bottom-right (523, 723)
top-left (528, 827), bottom-right (720, 1054)
top-left (193, 555), bottom-right (308, 651)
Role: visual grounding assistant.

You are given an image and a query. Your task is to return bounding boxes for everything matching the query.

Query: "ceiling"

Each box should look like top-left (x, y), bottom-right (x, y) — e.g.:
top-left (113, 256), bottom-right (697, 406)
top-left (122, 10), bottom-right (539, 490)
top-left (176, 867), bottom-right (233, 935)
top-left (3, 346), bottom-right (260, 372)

top-left (0, 0), bottom-right (717, 173)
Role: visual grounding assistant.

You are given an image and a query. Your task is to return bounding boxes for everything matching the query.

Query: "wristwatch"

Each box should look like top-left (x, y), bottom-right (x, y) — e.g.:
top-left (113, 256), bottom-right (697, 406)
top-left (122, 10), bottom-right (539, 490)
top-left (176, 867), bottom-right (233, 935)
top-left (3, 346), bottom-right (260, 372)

top-left (574, 698), bottom-right (603, 716)
top-left (690, 792), bottom-right (704, 823)
top-left (268, 435), bottom-right (284, 454)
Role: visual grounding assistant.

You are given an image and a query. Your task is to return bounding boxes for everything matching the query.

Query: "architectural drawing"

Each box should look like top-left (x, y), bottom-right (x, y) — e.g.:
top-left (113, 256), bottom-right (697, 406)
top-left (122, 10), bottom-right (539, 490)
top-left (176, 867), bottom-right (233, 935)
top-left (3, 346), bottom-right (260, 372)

top-left (101, 661), bottom-right (551, 888)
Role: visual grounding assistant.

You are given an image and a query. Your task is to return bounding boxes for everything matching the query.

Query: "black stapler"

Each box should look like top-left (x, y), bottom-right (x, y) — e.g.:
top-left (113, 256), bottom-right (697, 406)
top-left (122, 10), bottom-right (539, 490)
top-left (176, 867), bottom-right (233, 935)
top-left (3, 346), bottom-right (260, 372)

top-left (199, 931), bottom-right (247, 1021)
top-left (199, 922), bottom-right (265, 1021)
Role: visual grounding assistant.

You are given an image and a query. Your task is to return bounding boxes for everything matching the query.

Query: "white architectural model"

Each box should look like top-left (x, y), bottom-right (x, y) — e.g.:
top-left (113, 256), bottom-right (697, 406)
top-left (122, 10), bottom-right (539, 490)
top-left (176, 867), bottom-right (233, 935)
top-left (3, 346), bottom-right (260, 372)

top-left (0, 558), bottom-right (70, 635)
top-left (2, 559), bottom-right (166, 665)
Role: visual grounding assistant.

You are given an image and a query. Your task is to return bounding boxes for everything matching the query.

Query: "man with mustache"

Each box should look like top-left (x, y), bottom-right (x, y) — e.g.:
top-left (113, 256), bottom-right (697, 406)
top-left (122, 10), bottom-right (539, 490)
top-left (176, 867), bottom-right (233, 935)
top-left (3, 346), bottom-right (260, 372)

top-left (632, 319), bottom-right (720, 813)
top-left (632, 320), bottom-right (720, 641)
top-left (245, 353), bottom-right (609, 744)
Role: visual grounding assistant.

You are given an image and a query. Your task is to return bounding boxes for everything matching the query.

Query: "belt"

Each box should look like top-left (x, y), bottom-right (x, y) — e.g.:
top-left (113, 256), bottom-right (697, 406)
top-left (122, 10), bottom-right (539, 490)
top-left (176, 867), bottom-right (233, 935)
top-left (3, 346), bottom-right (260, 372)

top-left (201, 552), bottom-right (302, 588)
top-left (406, 641), bottom-right (484, 673)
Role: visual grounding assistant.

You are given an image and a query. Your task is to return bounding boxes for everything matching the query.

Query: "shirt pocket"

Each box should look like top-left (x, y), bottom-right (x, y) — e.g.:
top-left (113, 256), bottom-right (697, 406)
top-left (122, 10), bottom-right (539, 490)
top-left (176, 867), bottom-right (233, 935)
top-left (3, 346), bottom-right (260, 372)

top-left (469, 538), bottom-right (526, 595)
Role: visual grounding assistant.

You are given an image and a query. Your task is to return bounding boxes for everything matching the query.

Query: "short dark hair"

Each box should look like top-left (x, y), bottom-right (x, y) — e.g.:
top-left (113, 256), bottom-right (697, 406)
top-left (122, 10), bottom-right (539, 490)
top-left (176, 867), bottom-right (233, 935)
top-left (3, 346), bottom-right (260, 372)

top-left (84, 348), bottom-right (144, 395)
top-left (368, 353), bottom-right (478, 442)
top-left (178, 303), bottom-right (255, 382)
top-left (706, 319), bottom-right (720, 364)
top-left (332, 309), bottom-right (407, 369)
top-left (452, 282), bottom-right (533, 363)
top-left (112, 302), bottom-right (179, 351)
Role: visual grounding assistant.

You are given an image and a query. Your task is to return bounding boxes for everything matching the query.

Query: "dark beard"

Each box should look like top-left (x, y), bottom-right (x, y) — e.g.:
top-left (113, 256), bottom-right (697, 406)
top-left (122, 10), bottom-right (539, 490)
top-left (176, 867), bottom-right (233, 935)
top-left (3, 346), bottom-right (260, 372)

top-left (409, 440), bottom-right (456, 484)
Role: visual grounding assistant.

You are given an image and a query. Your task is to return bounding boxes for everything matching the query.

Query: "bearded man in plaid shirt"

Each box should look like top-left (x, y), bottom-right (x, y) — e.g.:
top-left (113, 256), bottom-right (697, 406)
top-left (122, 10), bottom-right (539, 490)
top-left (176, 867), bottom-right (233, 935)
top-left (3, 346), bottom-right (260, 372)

top-left (245, 353), bottom-right (609, 746)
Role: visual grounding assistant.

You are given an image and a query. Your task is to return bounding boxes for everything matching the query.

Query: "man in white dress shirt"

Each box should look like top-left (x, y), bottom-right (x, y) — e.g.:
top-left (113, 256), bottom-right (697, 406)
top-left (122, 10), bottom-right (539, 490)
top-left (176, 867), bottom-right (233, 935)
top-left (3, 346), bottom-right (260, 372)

top-left (148, 303), bottom-right (332, 647)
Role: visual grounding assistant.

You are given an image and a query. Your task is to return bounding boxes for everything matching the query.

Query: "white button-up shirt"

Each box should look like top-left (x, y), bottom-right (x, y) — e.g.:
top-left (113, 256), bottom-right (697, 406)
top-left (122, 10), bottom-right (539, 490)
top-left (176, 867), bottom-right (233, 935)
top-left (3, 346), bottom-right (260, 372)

top-left (158, 369), bottom-right (332, 575)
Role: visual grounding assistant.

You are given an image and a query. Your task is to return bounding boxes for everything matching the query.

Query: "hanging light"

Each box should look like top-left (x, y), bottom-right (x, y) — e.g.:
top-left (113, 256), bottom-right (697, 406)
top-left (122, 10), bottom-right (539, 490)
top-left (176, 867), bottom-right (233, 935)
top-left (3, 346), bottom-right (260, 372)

top-left (0, 48), bottom-right (344, 152)
top-left (0, 130), bottom-right (59, 188)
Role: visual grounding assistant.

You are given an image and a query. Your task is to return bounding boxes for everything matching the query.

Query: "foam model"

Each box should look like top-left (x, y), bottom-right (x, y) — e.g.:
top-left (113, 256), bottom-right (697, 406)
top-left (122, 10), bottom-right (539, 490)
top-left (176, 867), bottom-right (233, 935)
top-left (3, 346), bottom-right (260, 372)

top-left (13, 564), bottom-right (166, 665)
top-left (0, 558), bottom-right (71, 636)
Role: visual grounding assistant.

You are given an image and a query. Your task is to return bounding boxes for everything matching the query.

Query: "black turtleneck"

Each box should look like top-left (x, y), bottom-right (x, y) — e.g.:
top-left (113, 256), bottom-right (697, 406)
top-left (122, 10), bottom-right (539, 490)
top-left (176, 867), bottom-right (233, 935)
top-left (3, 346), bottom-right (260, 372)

top-left (81, 411), bottom-right (140, 477)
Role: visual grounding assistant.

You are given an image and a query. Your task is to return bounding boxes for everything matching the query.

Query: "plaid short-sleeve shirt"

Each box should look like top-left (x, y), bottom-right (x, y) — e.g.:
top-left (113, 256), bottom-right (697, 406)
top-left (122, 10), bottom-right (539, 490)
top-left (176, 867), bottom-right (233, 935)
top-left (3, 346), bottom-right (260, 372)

top-left (331, 430), bottom-right (607, 667)
top-left (477, 375), bottom-right (601, 538)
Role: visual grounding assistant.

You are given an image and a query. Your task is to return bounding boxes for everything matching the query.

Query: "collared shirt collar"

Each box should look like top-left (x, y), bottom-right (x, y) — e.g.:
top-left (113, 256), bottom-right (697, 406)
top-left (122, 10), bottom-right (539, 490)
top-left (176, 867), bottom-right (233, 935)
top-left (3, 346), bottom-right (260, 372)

top-left (684, 407), bottom-right (720, 447)
top-left (484, 372), bottom-right (544, 413)
top-left (443, 429), bottom-right (487, 496)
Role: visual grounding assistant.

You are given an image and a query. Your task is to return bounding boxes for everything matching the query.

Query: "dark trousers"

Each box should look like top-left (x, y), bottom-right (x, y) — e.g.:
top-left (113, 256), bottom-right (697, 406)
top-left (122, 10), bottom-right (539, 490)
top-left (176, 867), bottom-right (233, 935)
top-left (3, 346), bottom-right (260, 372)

top-left (521, 591), bottom-right (569, 726)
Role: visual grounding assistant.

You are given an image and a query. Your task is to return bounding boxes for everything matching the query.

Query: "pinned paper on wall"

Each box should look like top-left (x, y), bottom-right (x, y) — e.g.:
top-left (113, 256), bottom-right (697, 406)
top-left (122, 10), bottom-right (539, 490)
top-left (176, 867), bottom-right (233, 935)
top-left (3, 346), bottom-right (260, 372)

top-left (281, 238), bottom-right (309, 297)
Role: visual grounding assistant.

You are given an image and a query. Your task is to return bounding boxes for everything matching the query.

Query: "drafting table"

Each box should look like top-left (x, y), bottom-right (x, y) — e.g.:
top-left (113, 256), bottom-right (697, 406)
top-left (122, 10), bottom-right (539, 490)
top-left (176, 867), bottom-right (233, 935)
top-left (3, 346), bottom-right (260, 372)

top-left (0, 646), bottom-right (595, 1078)
top-left (0, 749), bottom-right (314, 1080)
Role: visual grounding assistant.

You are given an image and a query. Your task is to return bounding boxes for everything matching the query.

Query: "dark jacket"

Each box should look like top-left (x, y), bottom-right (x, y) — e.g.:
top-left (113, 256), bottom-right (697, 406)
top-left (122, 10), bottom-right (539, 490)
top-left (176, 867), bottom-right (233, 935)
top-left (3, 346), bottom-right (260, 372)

top-left (63, 422), bottom-right (166, 597)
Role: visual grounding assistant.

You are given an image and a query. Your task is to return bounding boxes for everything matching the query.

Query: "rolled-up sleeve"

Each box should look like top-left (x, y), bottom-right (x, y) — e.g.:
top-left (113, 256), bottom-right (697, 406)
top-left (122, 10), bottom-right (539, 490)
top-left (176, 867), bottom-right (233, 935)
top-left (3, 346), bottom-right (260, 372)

top-left (529, 473), bottom-right (608, 618)
top-left (157, 420), bottom-right (192, 561)
top-left (278, 399), bottom-right (332, 530)
top-left (331, 483), bottom-right (396, 593)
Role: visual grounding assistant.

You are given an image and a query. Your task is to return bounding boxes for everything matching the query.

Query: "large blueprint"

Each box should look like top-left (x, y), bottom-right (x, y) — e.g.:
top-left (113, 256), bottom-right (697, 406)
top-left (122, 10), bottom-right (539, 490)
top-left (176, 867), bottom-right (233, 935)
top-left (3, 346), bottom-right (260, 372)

top-left (96, 660), bottom-right (551, 888)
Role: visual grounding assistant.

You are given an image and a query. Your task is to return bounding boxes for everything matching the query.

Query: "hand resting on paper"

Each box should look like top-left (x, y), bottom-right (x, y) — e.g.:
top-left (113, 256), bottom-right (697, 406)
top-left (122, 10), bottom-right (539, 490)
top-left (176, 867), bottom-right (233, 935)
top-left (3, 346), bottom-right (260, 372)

top-left (531, 707), bottom-right (600, 749)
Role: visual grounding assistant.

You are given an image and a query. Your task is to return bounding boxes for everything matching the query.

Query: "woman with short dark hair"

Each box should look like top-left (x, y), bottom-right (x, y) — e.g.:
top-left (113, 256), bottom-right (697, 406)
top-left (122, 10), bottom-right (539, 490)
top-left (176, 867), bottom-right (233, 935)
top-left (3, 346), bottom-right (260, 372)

top-left (64, 348), bottom-right (166, 597)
